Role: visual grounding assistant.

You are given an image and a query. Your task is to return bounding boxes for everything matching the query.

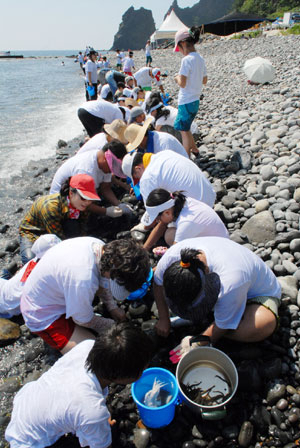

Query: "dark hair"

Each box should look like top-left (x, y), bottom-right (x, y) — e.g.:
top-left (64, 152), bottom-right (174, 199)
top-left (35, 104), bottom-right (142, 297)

top-left (163, 248), bottom-right (206, 308)
top-left (103, 56), bottom-right (107, 61)
top-left (117, 82), bottom-right (125, 89)
top-left (101, 239), bottom-right (150, 291)
top-left (146, 93), bottom-right (170, 123)
top-left (129, 51), bottom-right (133, 56)
top-left (179, 26), bottom-right (201, 48)
top-left (146, 189), bottom-right (186, 220)
top-left (89, 50), bottom-right (97, 59)
top-left (60, 177), bottom-right (76, 197)
top-left (102, 140), bottom-right (127, 160)
top-left (86, 322), bottom-right (153, 381)
top-left (132, 152), bottom-right (144, 173)
top-left (105, 91), bottom-right (113, 102)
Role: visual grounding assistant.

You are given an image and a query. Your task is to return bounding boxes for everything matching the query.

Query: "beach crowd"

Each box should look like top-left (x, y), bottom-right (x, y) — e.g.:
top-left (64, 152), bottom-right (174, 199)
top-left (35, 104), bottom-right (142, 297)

top-left (2, 28), bottom-right (281, 448)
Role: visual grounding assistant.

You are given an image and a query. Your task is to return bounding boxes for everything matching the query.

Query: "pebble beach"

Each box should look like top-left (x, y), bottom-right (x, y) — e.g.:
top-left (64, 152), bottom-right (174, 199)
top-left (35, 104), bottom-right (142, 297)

top-left (1, 33), bottom-right (300, 447)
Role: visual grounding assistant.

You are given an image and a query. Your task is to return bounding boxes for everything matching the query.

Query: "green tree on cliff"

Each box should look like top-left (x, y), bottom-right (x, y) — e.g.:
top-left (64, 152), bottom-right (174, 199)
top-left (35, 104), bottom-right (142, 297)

top-left (233, 0), bottom-right (300, 15)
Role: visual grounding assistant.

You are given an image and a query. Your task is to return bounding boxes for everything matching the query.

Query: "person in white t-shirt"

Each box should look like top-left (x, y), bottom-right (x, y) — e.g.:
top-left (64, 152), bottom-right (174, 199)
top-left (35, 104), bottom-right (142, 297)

top-left (77, 98), bottom-right (129, 137)
top-left (5, 323), bottom-right (153, 448)
top-left (133, 67), bottom-right (164, 94)
top-left (174, 27), bottom-right (207, 156)
top-left (122, 51), bottom-right (135, 75)
top-left (85, 50), bottom-right (100, 101)
top-left (145, 40), bottom-right (152, 66)
top-left (153, 237), bottom-right (281, 343)
top-left (141, 189), bottom-right (228, 251)
top-left (20, 237), bottom-right (151, 354)
top-left (122, 150), bottom-right (216, 206)
top-left (125, 117), bottom-right (188, 158)
top-left (77, 51), bottom-right (85, 73)
top-left (50, 141), bottom-right (132, 218)
top-left (0, 235), bottom-right (61, 318)
top-left (116, 49), bottom-right (125, 70)
top-left (146, 92), bottom-right (198, 135)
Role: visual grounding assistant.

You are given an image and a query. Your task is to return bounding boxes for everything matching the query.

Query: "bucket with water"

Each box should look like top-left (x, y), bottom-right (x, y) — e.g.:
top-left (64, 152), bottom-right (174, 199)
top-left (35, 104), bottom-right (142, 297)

top-left (131, 367), bottom-right (179, 428)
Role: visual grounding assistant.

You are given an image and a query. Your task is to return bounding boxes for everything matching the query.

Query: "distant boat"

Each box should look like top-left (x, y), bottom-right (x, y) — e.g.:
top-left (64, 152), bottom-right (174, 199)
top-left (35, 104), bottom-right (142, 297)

top-left (0, 51), bottom-right (23, 59)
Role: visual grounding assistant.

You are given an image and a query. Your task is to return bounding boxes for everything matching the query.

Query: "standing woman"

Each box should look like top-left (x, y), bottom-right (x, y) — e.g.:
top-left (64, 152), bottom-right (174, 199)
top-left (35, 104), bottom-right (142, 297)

top-left (85, 50), bottom-right (99, 101)
top-left (174, 27), bottom-right (207, 156)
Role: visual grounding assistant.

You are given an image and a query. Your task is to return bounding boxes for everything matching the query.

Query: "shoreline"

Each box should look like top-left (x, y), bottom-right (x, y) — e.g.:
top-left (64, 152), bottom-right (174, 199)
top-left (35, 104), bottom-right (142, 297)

top-left (1, 34), bottom-right (300, 446)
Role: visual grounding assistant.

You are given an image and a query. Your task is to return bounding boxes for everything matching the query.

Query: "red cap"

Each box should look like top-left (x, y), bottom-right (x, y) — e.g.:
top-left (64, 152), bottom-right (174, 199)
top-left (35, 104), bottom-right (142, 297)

top-left (69, 174), bottom-right (100, 200)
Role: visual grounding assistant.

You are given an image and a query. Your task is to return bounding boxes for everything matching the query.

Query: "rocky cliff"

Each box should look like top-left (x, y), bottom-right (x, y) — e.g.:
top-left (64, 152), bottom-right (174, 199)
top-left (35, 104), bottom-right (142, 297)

top-left (111, 7), bottom-right (155, 51)
top-left (165, 0), bottom-right (235, 26)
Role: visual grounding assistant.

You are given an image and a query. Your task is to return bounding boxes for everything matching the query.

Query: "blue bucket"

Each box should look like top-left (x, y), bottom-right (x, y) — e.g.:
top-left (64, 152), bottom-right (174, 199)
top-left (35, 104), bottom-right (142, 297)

top-left (131, 367), bottom-right (179, 428)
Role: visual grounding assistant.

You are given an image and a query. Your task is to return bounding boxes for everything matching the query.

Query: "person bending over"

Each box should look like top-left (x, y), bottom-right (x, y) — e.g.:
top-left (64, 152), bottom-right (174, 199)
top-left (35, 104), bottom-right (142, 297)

top-left (19, 174), bottom-right (98, 264)
top-left (5, 322), bottom-right (153, 448)
top-left (20, 237), bottom-right (151, 354)
top-left (154, 237), bottom-right (281, 342)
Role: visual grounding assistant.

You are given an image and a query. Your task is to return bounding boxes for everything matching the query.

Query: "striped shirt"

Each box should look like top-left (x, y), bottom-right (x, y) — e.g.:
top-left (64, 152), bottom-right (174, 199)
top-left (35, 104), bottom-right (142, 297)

top-left (19, 193), bottom-right (87, 242)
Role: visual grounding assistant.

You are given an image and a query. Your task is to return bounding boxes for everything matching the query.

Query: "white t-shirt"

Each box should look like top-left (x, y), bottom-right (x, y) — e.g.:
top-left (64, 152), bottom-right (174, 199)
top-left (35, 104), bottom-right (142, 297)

top-left (77, 133), bottom-right (108, 155)
top-left (178, 52), bottom-right (207, 105)
top-left (145, 44), bottom-right (151, 57)
top-left (134, 67), bottom-right (161, 88)
top-left (123, 57), bottom-right (135, 72)
top-left (173, 197), bottom-right (229, 242)
top-left (80, 99), bottom-right (123, 121)
top-left (78, 54), bottom-right (84, 64)
top-left (85, 60), bottom-right (99, 84)
top-left (116, 52), bottom-right (124, 64)
top-left (156, 105), bottom-right (198, 134)
top-left (154, 237), bottom-right (281, 330)
top-left (152, 131), bottom-right (188, 158)
top-left (5, 340), bottom-right (111, 448)
top-left (20, 237), bottom-right (103, 332)
top-left (0, 265), bottom-right (28, 317)
top-left (99, 84), bottom-right (111, 99)
top-left (140, 150), bottom-right (216, 206)
top-left (50, 150), bottom-right (111, 194)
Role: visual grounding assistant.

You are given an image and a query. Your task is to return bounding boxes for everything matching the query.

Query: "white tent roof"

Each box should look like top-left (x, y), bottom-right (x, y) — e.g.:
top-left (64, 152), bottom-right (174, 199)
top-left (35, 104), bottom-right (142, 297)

top-left (151, 9), bottom-right (188, 41)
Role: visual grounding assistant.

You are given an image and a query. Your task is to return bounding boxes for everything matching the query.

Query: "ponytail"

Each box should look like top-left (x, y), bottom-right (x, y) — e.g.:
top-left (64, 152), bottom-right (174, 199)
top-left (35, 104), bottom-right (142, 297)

top-left (188, 26), bottom-right (201, 44)
top-left (163, 248), bottom-right (205, 308)
top-left (60, 177), bottom-right (72, 197)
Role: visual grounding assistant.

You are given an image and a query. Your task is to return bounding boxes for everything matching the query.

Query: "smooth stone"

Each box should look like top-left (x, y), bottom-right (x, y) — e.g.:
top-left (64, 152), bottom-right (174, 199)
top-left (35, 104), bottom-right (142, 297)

top-left (182, 442), bottom-right (196, 448)
top-left (0, 376), bottom-right (21, 394)
top-left (133, 428), bottom-right (150, 448)
top-left (192, 425), bottom-right (203, 439)
top-left (276, 399), bottom-right (289, 411)
top-left (282, 260), bottom-right (298, 274)
top-left (278, 276), bottom-right (298, 301)
top-left (290, 239), bottom-right (300, 252)
top-left (260, 165), bottom-right (275, 181)
top-left (5, 239), bottom-right (19, 252)
top-left (255, 199), bottom-right (269, 213)
top-left (266, 382), bottom-right (286, 405)
top-left (131, 231), bottom-right (147, 243)
top-left (238, 421), bottom-right (253, 448)
top-left (271, 407), bottom-right (284, 427)
top-left (221, 195), bottom-right (235, 208)
top-left (294, 188), bottom-right (300, 202)
top-left (0, 318), bottom-right (20, 342)
top-left (241, 211), bottom-right (276, 244)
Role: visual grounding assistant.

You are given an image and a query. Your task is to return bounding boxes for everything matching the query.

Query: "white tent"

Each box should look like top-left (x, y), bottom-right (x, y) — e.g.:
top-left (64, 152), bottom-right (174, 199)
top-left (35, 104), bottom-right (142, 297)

top-left (151, 9), bottom-right (188, 42)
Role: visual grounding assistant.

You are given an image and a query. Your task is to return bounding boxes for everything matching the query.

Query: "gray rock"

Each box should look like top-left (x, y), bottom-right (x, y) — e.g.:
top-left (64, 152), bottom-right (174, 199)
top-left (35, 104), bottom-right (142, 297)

top-left (294, 188), bottom-right (300, 203)
top-left (260, 165), bottom-right (275, 181)
top-left (282, 260), bottom-right (298, 274)
top-left (278, 276), bottom-right (298, 301)
top-left (133, 428), bottom-right (150, 448)
top-left (241, 211), bottom-right (276, 244)
top-left (266, 382), bottom-right (286, 406)
top-left (290, 239), bottom-right (300, 252)
top-left (238, 421), bottom-right (253, 448)
top-left (255, 199), bottom-right (269, 213)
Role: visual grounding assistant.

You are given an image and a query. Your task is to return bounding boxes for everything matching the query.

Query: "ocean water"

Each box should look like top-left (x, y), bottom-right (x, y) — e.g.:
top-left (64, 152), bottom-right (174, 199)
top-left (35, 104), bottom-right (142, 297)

top-left (0, 50), bottom-right (96, 180)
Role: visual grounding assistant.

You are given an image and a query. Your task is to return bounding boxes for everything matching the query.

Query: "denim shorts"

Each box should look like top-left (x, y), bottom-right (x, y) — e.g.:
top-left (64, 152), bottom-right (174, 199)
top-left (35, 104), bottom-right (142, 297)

top-left (174, 100), bottom-right (200, 131)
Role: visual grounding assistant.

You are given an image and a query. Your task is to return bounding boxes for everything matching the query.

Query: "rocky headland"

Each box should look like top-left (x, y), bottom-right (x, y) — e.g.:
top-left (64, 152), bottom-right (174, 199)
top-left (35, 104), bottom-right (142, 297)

top-left (1, 34), bottom-right (300, 447)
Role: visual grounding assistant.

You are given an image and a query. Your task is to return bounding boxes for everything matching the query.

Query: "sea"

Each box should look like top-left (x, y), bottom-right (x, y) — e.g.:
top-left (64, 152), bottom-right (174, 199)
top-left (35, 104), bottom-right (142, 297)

top-left (0, 50), bottom-right (109, 181)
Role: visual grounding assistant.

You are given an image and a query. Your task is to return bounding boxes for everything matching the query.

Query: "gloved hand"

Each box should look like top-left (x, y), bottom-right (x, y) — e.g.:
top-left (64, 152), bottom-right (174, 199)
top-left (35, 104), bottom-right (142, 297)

top-left (169, 335), bottom-right (210, 364)
top-left (118, 202), bottom-right (134, 215)
top-left (131, 222), bottom-right (148, 233)
top-left (106, 206), bottom-right (123, 218)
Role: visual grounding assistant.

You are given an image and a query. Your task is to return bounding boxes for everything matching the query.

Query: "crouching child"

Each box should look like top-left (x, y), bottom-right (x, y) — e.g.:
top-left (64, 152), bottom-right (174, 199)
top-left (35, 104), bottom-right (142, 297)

top-left (5, 322), bottom-right (153, 448)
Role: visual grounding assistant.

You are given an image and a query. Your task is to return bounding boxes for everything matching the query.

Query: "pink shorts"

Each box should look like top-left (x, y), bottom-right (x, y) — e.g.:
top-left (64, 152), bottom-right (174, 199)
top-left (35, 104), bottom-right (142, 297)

top-left (34, 315), bottom-right (75, 351)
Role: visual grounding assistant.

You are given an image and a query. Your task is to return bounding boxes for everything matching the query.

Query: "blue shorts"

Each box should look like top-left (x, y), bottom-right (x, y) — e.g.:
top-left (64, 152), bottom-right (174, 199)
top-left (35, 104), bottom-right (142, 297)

top-left (174, 100), bottom-right (200, 132)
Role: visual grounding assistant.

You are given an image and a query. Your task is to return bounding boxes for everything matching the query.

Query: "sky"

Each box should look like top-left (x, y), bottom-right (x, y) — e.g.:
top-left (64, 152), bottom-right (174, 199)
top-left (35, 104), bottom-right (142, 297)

top-left (1, 0), bottom-right (197, 51)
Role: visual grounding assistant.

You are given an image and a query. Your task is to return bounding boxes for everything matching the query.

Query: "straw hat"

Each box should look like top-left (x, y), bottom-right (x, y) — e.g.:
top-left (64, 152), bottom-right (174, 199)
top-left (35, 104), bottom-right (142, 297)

top-left (124, 117), bottom-right (153, 152)
top-left (103, 119), bottom-right (128, 144)
top-left (125, 98), bottom-right (139, 108)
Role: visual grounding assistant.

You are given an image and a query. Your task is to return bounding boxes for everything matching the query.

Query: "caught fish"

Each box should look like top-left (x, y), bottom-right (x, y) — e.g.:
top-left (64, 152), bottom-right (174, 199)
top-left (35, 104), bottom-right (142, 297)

top-left (144, 377), bottom-right (167, 407)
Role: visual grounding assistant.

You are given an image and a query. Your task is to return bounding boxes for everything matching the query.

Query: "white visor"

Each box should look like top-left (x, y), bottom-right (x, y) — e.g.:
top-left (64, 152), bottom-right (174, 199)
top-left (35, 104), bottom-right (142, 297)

top-left (141, 198), bottom-right (175, 226)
